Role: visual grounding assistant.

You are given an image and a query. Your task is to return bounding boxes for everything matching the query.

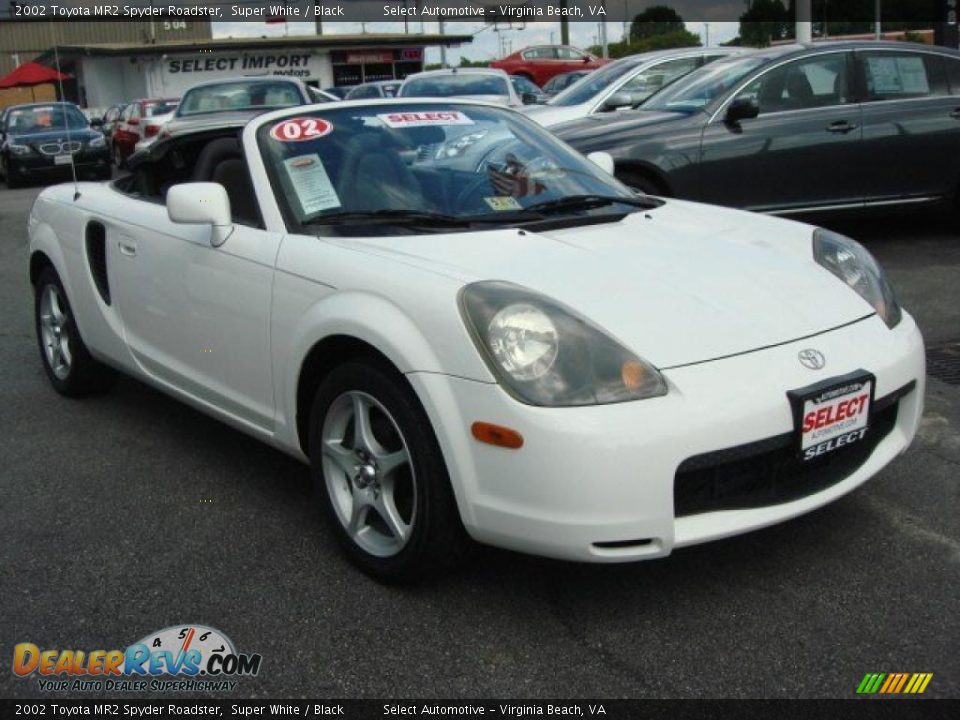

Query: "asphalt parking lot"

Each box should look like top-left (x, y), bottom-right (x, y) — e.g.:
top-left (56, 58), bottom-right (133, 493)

top-left (1, 184), bottom-right (957, 700)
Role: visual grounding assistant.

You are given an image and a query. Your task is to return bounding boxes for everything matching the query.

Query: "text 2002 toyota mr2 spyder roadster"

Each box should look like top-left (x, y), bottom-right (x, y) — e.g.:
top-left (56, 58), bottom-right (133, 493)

top-left (28, 100), bottom-right (924, 581)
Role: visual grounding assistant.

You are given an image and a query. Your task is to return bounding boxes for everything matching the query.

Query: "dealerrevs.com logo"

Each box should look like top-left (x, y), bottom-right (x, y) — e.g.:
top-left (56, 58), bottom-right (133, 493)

top-left (12, 624), bottom-right (262, 693)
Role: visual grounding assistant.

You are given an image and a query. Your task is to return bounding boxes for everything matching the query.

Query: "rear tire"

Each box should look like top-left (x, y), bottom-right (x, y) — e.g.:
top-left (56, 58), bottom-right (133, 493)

top-left (309, 359), bottom-right (470, 583)
top-left (34, 267), bottom-right (116, 397)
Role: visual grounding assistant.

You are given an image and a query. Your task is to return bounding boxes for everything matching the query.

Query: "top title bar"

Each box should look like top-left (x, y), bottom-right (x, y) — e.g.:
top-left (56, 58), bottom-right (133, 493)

top-left (2, 0), bottom-right (953, 23)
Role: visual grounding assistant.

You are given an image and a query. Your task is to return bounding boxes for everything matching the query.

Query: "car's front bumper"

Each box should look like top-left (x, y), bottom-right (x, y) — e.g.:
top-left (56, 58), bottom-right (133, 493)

top-left (408, 312), bottom-right (925, 562)
top-left (8, 149), bottom-right (110, 177)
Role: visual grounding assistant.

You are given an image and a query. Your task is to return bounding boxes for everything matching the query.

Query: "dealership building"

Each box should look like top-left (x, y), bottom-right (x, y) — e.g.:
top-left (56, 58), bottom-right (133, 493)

top-left (1, 21), bottom-right (471, 110)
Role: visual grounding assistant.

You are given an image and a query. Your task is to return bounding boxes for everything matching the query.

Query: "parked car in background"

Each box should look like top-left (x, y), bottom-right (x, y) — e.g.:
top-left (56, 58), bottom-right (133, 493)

top-left (345, 80), bottom-right (402, 100)
top-left (0, 102), bottom-right (110, 187)
top-left (134, 104), bottom-right (182, 154)
top-left (491, 45), bottom-right (607, 86)
top-left (322, 85), bottom-right (354, 99)
top-left (510, 74), bottom-right (546, 104)
top-left (524, 47), bottom-right (748, 127)
top-left (151, 77), bottom-right (323, 150)
top-left (556, 41), bottom-right (960, 215)
top-left (541, 70), bottom-right (592, 97)
top-left (112, 98), bottom-right (179, 166)
top-left (399, 68), bottom-right (533, 106)
top-left (98, 104), bottom-right (125, 153)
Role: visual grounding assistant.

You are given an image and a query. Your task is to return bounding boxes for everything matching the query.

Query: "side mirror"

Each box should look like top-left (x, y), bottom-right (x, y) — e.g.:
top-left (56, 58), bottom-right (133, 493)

top-left (90, 117), bottom-right (103, 129)
top-left (167, 183), bottom-right (234, 247)
top-left (726, 97), bottom-right (759, 124)
top-left (602, 92), bottom-right (634, 112)
top-left (521, 91), bottom-right (540, 105)
top-left (583, 56), bottom-right (592, 64)
top-left (586, 151), bottom-right (615, 176)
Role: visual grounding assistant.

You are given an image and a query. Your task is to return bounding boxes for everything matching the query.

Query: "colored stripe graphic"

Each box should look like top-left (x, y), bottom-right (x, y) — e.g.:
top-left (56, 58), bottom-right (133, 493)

top-left (857, 673), bottom-right (933, 694)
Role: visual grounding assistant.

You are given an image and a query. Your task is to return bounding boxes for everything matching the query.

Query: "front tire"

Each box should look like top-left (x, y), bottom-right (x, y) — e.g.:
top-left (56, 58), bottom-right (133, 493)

top-left (34, 267), bottom-right (116, 396)
top-left (309, 359), bottom-right (469, 583)
top-left (618, 169), bottom-right (665, 197)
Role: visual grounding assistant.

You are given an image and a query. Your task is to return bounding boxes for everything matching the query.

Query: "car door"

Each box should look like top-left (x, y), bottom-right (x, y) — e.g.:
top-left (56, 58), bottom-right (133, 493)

top-left (697, 51), bottom-right (864, 212)
top-left (109, 179), bottom-right (280, 431)
top-left (855, 48), bottom-right (959, 204)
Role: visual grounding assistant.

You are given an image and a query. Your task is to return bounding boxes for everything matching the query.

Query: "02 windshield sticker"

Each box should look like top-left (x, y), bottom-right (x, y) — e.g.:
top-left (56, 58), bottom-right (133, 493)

top-left (483, 196), bottom-right (523, 212)
top-left (270, 117), bottom-right (333, 142)
top-left (377, 111), bottom-right (475, 128)
top-left (282, 154), bottom-right (341, 217)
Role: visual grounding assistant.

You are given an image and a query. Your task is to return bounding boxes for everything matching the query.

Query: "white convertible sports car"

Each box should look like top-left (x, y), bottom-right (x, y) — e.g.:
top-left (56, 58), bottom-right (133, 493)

top-left (28, 99), bottom-right (924, 582)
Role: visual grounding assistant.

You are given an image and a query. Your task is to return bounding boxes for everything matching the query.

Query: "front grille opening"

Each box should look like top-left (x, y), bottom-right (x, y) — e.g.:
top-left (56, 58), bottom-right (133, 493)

top-left (85, 222), bottom-right (110, 306)
top-left (593, 538), bottom-right (654, 550)
top-left (927, 341), bottom-right (960, 386)
top-left (673, 384), bottom-right (912, 518)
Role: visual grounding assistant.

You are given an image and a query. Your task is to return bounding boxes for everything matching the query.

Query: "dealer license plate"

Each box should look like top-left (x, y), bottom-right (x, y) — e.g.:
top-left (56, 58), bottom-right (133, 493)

top-left (789, 373), bottom-right (874, 462)
top-left (54, 154), bottom-right (72, 165)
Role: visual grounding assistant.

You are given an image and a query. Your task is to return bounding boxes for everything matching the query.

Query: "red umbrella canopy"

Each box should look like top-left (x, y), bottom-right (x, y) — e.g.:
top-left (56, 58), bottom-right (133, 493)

top-left (0, 62), bottom-right (72, 89)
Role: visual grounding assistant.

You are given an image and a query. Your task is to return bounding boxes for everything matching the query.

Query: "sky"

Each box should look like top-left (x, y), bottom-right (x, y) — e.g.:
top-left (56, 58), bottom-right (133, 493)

top-left (212, 20), bottom-right (742, 64)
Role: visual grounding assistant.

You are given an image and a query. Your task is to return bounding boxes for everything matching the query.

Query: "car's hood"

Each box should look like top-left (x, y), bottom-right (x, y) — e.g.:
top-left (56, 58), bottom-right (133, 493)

top-left (7, 128), bottom-right (100, 144)
top-left (334, 202), bottom-right (874, 369)
top-left (553, 109), bottom-right (689, 143)
top-left (520, 103), bottom-right (589, 127)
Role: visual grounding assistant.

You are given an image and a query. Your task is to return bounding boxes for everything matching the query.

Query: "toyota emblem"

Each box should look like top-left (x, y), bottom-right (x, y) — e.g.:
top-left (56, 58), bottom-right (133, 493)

top-left (798, 349), bottom-right (826, 370)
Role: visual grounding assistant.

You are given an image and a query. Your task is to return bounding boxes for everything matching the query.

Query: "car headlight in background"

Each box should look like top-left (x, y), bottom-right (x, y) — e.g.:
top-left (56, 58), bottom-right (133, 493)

top-left (813, 228), bottom-right (902, 329)
top-left (7, 143), bottom-right (31, 156)
top-left (460, 281), bottom-right (668, 406)
top-left (88, 135), bottom-right (106, 149)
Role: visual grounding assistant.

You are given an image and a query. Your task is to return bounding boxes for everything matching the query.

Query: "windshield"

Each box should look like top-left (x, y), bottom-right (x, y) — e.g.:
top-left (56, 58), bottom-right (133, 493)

top-left (144, 100), bottom-right (179, 117)
top-left (5, 105), bottom-right (88, 134)
top-left (258, 103), bottom-right (639, 234)
top-left (177, 81), bottom-right (302, 116)
top-left (547, 58), bottom-right (643, 106)
top-left (400, 74), bottom-right (510, 98)
top-left (642, 55), bottom-right (766, 113)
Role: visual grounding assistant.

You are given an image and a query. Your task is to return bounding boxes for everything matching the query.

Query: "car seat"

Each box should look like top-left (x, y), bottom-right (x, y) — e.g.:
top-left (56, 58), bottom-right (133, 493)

top-left (336, 133), bottom-right (428, 212)
top-left (190, 137), bottom-right (259, 226)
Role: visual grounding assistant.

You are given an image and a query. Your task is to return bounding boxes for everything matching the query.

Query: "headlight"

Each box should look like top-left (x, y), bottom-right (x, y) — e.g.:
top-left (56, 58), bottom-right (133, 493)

top-left (460, 281), bottom-right (667, 406)
top-left (88, 135), bottom-right (106, 149)
top-left (813, 228), bottom-right (901, 329)
top-left (7, 143), bottom-right (31, 156)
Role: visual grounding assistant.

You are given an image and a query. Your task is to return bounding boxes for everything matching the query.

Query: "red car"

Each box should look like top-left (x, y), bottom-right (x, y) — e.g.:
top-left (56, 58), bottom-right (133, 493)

top-left (491, 45), bottom-right (607, 87)
top-left (111, 97), bottom-right (179, 166)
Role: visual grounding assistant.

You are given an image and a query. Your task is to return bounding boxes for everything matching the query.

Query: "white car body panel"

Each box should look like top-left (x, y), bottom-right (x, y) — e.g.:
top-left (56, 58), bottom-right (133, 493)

top-left (27, 99), bottom-right (925, 563)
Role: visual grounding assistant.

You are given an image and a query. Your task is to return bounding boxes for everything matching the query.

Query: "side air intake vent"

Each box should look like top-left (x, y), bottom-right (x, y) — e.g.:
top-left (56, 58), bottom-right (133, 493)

top-left (85, 222), bottom-right (110, 305)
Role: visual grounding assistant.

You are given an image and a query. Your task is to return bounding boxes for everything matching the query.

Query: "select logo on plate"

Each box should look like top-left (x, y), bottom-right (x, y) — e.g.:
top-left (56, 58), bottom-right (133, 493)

top-left (11, 624), bottom-right (262, 693)
top-left (789, 373), bottom-right (874, 462)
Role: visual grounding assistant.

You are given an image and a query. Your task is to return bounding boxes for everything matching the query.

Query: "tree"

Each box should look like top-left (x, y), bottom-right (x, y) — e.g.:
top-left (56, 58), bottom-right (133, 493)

top-left (738, 0), bottom-right (794, 47)
top-left (630, 6), bottom-right (685, 41)
top-left (588, 28), bottom-right (701, 60)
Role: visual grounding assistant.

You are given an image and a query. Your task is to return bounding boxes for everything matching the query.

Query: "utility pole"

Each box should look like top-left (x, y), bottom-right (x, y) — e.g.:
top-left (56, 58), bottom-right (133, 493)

top-left (560, 0), bottom-right (570, 44)
top-left (874, 0), bottom-right (881, 39)
top-left (599, 2), bottom-right (608, 58)
top-left (796, 0), bottom-right (812, 43)
top-left (703, 22), bottom-right (710, 46)
top-left (440, 20), bottom-right (447, 68)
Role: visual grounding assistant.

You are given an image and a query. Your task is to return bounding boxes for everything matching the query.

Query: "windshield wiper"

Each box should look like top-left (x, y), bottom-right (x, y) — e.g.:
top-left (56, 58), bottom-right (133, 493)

top-left (311, 209), bottom-right (474, 228)
top-left (519, 194), bottom-right (661, 215)
top-left (314, 209), bottom-right (547, 228)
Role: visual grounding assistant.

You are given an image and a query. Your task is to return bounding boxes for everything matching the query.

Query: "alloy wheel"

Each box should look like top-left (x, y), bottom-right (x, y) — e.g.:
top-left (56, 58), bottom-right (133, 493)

top-left (39, 284), bottom-right (72, 380)
top-left (320, 391), bottom-right (417, 558)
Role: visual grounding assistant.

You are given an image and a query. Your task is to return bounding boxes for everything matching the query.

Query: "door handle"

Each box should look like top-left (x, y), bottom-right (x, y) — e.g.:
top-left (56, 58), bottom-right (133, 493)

top-left (950, 109), bottom-right (960, 119)
top-left (118, 240), bottom-right (137, 257)
top-left (826, 120), bottom-right (858, 134)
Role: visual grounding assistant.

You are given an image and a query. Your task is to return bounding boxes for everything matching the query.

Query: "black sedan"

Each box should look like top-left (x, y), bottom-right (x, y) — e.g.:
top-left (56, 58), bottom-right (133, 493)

top-left (555, 41), bottom-right (960, 216)
top-left (1, 102), bottom-right (111, 188)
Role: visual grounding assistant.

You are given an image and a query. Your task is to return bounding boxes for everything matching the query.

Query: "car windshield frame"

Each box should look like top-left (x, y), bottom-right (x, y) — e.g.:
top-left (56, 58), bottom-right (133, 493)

top-left (176, 80), bottom-right (304, 117)
top-left (546, 57), bottom-right (645, 107)
top-left (5, 104), bottom-right (89, 134)
top-left (400, 74), bottom-right (511, 99)
top-left (641, 55), bottom-right (768, 114)
top-left (256, 102), bottom-right (644, 236)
